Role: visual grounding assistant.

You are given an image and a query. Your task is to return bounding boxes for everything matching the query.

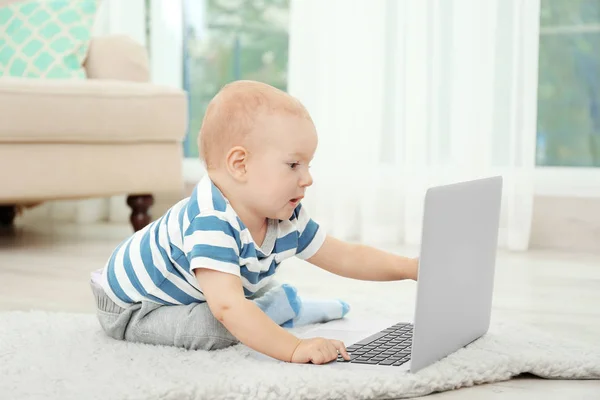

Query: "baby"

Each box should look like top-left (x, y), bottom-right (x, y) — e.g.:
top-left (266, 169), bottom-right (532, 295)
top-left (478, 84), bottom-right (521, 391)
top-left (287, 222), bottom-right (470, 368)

top-left (90, 80), bottom-right (419, 365)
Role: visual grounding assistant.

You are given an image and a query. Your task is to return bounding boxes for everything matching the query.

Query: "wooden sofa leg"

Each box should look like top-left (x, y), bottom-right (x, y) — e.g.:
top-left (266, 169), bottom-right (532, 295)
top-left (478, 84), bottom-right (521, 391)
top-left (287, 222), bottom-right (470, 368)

top-left (127, 195), bottom-right (154, 232)
top-left (0, 205), bottom-right (16, 227)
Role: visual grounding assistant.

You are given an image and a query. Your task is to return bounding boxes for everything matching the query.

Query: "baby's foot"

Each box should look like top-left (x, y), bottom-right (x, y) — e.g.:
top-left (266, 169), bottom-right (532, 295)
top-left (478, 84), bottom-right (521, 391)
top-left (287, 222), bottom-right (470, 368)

top-left (283, 297), bottom-right (350, 328)
top-left (253, 284), bottom-right (301, 325)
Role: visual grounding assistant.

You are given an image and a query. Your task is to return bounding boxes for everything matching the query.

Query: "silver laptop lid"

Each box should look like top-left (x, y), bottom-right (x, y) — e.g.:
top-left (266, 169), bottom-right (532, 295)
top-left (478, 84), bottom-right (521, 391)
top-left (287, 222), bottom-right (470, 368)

top-left (410, 176), bottom-right (503, 373)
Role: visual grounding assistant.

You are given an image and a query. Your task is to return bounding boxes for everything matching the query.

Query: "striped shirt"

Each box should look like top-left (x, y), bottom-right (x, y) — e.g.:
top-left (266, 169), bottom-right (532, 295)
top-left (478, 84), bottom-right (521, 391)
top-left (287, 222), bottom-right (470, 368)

top-left (97, 175), bottom-right (325, 308)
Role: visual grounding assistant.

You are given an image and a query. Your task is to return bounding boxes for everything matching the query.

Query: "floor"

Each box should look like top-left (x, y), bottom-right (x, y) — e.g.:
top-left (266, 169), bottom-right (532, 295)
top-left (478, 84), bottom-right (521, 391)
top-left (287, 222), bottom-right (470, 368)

top-left (0, 220), bottom-right (599, 399)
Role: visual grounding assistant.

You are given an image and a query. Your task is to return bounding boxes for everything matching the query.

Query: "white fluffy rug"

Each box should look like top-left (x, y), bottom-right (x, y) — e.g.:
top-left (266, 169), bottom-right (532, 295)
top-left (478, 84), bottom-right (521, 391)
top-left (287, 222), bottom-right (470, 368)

top-left (1, 309), bottom-right (599, 400)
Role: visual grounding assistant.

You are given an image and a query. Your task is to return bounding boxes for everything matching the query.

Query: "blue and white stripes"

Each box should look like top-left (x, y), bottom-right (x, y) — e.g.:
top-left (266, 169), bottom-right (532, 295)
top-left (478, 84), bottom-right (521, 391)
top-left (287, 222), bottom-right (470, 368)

top-left (100, 175), bottom-right (325, 307)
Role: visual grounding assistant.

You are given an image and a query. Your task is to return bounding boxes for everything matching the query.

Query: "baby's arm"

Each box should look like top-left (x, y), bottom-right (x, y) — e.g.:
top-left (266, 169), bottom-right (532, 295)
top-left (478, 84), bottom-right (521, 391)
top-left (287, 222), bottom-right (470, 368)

top-left (195, 268), bottom-right (301, 361)
top-left (307, 235), bottom-right (419, 281)
top-left (186, 212), bottom-right (349, 363)
top-left (195, 268), bottom-right (350, 364)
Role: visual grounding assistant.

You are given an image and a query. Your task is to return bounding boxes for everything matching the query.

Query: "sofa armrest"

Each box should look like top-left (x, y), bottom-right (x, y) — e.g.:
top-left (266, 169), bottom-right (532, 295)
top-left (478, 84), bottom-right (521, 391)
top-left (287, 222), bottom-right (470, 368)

top-left (83, 35), bottom-right (150, 82)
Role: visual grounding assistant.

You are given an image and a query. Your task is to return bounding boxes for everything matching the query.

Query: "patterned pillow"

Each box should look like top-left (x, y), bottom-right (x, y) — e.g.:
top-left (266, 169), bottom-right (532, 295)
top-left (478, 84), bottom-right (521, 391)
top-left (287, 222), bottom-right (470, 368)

top-left (0, 0), bottom-right (101, 78)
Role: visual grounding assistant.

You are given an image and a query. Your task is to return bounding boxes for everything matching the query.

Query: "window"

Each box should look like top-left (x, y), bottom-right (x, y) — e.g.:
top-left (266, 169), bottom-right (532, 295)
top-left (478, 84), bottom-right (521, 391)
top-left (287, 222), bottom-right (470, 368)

top-left (172, 0), bottom-right (600, 195)
top-left (537, 0), bottom-right (600, 167)
top-left (182, 0), bottom-right (290, 158)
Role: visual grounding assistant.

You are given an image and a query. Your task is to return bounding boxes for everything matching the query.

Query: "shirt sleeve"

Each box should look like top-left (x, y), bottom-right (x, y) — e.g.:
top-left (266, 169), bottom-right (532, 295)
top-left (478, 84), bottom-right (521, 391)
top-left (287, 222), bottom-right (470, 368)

top-left (293, 203), bottom-right (326, 260)
top-left (184, 213), bottom-right (242, 277)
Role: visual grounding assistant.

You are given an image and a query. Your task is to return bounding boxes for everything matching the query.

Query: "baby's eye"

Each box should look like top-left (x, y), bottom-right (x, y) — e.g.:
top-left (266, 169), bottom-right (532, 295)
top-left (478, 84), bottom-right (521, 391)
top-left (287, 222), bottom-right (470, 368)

top-left (288, 162), bottom-right (300, 170)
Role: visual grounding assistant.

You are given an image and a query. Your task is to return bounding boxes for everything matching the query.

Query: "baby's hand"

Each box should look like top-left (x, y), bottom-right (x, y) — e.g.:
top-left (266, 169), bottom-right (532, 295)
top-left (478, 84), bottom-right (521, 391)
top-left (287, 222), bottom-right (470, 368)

top-left (290, 337), bottom-right (351, 364)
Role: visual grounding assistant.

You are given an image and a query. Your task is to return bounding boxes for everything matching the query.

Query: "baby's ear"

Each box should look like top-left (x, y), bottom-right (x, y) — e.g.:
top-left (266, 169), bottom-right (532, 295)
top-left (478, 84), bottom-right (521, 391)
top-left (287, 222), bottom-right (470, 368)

top-left (225, 146), bottom-right (248, 181)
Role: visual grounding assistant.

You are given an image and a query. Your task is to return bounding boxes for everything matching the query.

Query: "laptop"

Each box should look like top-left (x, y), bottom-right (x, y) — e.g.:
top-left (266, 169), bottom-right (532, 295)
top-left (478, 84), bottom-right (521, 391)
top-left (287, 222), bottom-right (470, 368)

top-left (300, 176), bottom-right (503, 373)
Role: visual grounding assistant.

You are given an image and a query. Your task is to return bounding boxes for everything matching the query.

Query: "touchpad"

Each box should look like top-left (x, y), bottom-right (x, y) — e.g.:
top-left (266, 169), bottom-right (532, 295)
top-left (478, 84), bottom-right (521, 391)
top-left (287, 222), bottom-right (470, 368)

top-left (300, 328), bottom-right (377, 346)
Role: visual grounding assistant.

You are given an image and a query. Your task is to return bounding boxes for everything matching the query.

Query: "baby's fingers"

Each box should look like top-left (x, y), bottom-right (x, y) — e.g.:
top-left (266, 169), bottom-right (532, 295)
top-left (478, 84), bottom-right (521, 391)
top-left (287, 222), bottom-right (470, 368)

top-left (326, 342), bottom-right (339, 361)
top-left (332, 340), bottom-right (350, 360)
top-left (312, 349), bottom-right (328, 365)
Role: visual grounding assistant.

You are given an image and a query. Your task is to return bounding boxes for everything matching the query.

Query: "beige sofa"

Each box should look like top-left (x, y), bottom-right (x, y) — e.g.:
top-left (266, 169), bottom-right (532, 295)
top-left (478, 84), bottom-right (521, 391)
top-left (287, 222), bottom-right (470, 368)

top-left (0, 35), bottom-right (188, 231)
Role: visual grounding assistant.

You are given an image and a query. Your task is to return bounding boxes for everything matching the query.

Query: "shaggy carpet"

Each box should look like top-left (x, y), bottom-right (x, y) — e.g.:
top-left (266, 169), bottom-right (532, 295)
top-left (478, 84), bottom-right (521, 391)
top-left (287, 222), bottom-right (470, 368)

top-left (1, 308), bottom-right (599, 400)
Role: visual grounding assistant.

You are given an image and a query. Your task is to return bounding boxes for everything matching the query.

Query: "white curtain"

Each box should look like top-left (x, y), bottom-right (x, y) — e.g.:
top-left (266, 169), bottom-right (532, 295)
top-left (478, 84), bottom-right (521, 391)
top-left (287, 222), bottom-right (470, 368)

top-left (288, 0), bottom-right (540, 251)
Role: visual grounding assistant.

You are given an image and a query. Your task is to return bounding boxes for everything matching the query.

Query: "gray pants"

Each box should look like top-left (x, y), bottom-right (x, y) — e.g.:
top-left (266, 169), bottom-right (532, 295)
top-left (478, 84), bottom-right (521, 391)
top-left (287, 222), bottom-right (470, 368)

top-left (90, 280), bottom-right (240, 350)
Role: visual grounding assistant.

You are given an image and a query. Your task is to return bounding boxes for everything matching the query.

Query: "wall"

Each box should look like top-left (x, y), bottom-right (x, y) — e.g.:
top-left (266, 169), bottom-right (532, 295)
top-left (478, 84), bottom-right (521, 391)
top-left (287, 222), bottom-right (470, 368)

top-left (530, 196), bottom-right (600, 253)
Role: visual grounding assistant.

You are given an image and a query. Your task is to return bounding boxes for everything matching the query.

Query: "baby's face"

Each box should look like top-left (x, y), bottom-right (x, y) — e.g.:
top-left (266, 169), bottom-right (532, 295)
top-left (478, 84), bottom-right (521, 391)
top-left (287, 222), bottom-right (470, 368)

top-left (244, 113), bottom-right (317, 221)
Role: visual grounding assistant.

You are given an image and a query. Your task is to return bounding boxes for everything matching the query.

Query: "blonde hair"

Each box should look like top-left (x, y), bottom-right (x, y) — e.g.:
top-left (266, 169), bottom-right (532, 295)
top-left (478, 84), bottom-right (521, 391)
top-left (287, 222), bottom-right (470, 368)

top-left (198, 80), bottom-right (312, 170)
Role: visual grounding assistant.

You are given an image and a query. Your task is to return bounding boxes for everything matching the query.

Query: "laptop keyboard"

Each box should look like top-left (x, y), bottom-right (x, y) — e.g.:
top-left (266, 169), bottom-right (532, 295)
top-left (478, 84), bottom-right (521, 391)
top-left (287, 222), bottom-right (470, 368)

top-left (336, 322), bottom-right (413, 366)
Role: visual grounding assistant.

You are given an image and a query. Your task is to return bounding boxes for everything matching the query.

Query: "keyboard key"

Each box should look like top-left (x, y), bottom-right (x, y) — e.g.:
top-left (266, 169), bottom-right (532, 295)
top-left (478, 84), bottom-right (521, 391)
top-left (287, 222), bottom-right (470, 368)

top-left (356, 331), bottom-right (388, 346)
top-left (379, 359), bottom-right (396, 366)
top-left (347, 322), bottom-right (414, 356)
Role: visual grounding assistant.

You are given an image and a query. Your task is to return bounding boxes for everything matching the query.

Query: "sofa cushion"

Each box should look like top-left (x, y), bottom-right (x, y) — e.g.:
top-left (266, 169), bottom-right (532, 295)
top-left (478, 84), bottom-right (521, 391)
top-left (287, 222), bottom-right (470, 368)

top-left (84, 35), bottom-right (150, 82)
top-left (0, 77), bottom-right (187, 143)
top-left (0, 0), bottom-right (100, 79)
top-left (0, 142), bottom-right (184, 202)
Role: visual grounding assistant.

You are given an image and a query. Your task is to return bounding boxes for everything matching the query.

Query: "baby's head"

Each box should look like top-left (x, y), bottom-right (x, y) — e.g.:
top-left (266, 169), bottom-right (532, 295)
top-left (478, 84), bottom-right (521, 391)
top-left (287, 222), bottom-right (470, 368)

top-left (199, 80), bottom-right (317, 221)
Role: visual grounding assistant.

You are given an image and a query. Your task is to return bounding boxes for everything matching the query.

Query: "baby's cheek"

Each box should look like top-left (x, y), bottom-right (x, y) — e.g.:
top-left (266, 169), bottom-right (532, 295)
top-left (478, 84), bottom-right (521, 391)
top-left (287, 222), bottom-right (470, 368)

top-left (262, 173), bottom-right (280, 190)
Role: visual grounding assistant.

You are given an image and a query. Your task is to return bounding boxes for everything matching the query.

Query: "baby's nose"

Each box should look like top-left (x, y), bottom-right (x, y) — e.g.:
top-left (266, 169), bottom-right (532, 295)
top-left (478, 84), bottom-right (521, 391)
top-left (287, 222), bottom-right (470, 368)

top-left (301, 170), bottom-right (313, 187)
